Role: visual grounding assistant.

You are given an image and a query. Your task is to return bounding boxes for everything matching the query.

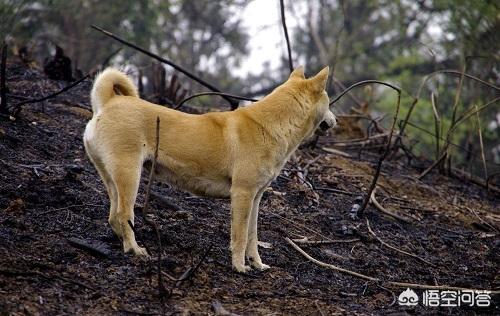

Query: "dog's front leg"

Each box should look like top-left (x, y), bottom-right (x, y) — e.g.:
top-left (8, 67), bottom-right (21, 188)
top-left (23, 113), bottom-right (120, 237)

top-left (230, 186), bottom-right (256, 273)
top-left (246, 189), bottom-right (270, 271)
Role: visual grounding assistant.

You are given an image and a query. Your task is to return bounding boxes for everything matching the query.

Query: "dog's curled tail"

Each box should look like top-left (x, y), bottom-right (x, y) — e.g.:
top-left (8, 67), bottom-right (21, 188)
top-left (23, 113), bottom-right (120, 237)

top-left (90, 67), bottom-right (138, 113)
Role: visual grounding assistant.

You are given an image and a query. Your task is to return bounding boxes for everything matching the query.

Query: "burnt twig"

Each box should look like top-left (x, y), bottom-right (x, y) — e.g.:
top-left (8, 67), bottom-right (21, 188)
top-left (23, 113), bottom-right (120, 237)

top-left (340, 83), bottom-right (401, 217)
top-left (11, 74), bottom-right (89, 116)
top-left (315, 187), bottom-right (357, 196)
top-left (143, 117), bottom-right (168, 298)
top-left (280, 0), bottom-right (294, 73)
top-left (329, 80), bottom-right (400, 107)
top-left (67, 237), bottom-right (111, 258)
top-left (366, 219), bottom-right (434, 266)
top-left (369, 187), bottom-right (412, 223)
top-left (418, 152), bottom-right (447, 180)
top-left (292, 237), bottom-right (359, 245)
top-left (269, 210), bottom-right (339, 242)
top-left (175, 92), bottom-right (257, 110)
top-left (173, 244), bottom-right (213, 288)
top-left (150, 191), bottom-right (182, 211)
top-left (285, 238), bottom-right (500, 292)
top-left (129, 117), bottom-right (168, 298)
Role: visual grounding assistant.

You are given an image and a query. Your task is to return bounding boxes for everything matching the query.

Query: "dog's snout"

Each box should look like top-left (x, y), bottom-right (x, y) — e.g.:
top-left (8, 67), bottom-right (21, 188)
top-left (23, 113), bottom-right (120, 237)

top-left (316, 111), bottom-right (336, 136)
top-left (320, 121), bottom-right (330, 131)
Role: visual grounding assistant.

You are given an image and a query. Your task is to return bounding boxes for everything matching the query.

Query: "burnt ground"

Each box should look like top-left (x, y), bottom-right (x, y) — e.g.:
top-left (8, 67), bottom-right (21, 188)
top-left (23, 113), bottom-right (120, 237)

top-left (0, 61), bottom-right (499, 315)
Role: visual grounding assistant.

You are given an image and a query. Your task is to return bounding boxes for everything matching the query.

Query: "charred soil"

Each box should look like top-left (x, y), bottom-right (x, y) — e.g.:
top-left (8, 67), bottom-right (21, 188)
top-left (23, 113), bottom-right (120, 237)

top-left (1, 62), bottom-right (499, 315)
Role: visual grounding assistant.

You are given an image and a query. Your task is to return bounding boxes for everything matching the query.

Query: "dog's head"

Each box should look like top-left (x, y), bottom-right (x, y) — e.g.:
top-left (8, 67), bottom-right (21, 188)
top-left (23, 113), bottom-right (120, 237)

top-left (286, 66), bottom-right (337, 136)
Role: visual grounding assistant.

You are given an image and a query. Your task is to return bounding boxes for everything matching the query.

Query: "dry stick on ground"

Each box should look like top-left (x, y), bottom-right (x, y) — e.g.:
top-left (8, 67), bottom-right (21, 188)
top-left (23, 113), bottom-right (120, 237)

top-left (320, 147), bottom-right (351, 158)
top-left (465, 206), bottom-right (499, 233)
top-left (369, 187), bottom-right (412, 223)
top-left (285, 238), bottom-right (500, 293)
top-left (292, 237), bottom-right (359, 245)
top-left (315, 187), bottom-right (357, 196)
top-left (149, 191), bottom-right (182, 211)
top-left (40, 203), bottom-right (104, 215)
top-left (323, 132), bottom-right (390, 145)
top-left (280, 0), bottom-right (293, 73)
top-left (91, 25), bottom-right (239, 110)
top-left (173, 244), bottom-right (213, 288)
top-left (268, 210), bottom-right (347, 243)
top-left (365, 219), bottom-right (435, 266)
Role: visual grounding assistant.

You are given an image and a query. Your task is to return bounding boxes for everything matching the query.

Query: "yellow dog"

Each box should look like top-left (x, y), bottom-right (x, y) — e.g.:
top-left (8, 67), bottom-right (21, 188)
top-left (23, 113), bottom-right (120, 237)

top-left (83, 66), bottom-right (336, 272)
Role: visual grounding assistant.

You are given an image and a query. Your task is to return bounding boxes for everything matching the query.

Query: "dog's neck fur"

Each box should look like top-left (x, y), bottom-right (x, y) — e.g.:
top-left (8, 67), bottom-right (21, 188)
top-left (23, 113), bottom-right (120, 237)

top-left (245, 87), bottom-right (318, 154)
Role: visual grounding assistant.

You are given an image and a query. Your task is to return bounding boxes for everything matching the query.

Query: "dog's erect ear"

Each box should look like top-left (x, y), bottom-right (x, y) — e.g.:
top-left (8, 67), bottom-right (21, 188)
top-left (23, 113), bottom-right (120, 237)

top-left (289, 66), bottom-right (305, 79)
top-left (308, 66), bottom-right (329, 93)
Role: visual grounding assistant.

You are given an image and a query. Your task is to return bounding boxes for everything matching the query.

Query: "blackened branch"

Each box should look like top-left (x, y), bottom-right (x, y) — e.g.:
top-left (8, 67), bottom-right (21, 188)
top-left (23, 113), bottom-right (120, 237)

top-left (280, 0), bottom-right (294, 73)
top-left (175, 91), bottom-right (257, 110)
top-left (11, 74), bottom-right (90, 115)
top-left (329, 80), bottom-right (402, 217)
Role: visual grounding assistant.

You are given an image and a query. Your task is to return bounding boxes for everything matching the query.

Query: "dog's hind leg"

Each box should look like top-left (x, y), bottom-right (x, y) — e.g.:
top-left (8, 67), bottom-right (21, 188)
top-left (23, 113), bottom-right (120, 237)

top-left (96, 161), bottom-right (120, 238)
top-left (230, 185), bottom-right (257, 273)
top-left (246, 188), bottom-right (270, 271)
top-left (110, 157), bottom-right (148, 257)
top-left (84, 143), bottom-right (120, 239)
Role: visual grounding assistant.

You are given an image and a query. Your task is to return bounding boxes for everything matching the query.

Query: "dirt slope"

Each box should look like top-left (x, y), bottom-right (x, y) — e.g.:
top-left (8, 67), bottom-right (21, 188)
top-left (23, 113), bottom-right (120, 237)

top-left (1, 62), bottom-right (499, 315)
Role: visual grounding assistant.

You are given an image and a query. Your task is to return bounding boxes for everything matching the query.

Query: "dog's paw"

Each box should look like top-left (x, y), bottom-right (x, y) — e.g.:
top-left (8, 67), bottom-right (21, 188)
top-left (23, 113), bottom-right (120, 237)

top-left (134, 246), bottom-right (150, 257)
top-left (251, 262), bottom-right (270, 271)
top-left (233, 264), bottom-right (252, 273)
top-left (124, 244), bottom-right (150, 258)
